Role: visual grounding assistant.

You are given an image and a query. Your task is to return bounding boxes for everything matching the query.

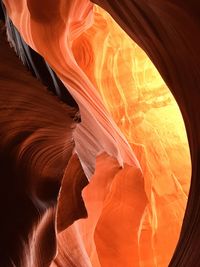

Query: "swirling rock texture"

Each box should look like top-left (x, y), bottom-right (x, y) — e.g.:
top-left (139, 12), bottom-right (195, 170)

top-left (0, 0), bottom-right (198, 266)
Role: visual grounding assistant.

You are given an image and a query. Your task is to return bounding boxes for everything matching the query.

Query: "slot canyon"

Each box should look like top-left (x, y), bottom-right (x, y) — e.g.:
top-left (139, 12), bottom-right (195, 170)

top-left (0, 0), bottom-right (199, 266)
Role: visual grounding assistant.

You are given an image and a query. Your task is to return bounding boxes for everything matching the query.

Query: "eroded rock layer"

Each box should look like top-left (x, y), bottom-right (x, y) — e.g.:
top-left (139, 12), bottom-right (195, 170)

top-left (0, 0), bottom-right (195, 266)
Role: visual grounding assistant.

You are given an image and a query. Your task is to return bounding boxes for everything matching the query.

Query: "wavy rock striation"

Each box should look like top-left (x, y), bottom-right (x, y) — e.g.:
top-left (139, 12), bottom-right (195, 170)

top-left (0, 0), bottom-right (195, 266)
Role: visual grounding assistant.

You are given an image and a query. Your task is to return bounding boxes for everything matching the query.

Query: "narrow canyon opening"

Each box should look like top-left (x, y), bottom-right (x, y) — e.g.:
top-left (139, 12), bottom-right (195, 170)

top-left (0, 1), bottom-right (193, 266)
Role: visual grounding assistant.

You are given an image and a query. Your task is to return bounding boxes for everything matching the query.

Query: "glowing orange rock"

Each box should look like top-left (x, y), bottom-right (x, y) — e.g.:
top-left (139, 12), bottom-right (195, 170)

top-left (3, 0), bottom-right (140, 179)
top-left (2, 1), bottom-right (191, 266)
top-left (72, 5), bottom-right (191, 266)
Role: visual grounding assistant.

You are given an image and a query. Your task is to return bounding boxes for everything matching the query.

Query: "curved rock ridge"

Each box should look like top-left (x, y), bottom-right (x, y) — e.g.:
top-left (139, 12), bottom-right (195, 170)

top-left (0, 24), bottom-right (88, 266)
top-left (3, 0), bottom-right (141, 179)
top-left (0, 0), bottom-right (193, 266)
top-left (90, 1), bottom-right (199, 266)
top-left (71, 5), bottom-right (191, 266)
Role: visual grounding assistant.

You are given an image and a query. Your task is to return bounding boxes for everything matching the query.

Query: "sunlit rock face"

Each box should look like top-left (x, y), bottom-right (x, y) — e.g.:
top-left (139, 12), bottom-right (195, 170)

top-left (72, 6), bottom-right (191, 266)
top-left (0, 0), bottom-right (193, 266)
